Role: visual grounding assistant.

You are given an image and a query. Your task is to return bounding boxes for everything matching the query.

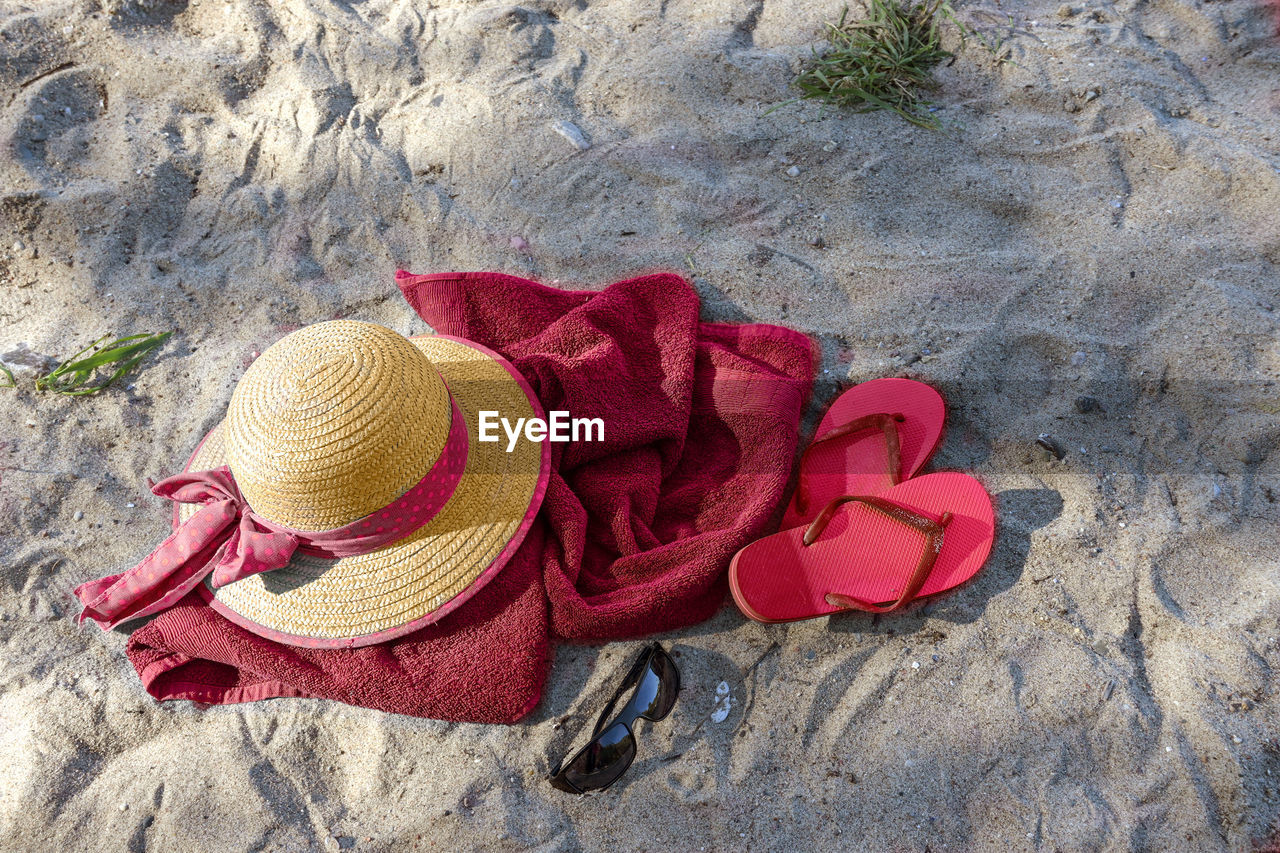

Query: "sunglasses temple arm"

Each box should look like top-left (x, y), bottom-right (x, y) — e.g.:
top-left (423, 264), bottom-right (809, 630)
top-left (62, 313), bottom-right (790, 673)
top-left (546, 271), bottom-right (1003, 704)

top-left (588, 646), bottom-right (656, 738)
top-left (589, 681), bottom-right (631, 739)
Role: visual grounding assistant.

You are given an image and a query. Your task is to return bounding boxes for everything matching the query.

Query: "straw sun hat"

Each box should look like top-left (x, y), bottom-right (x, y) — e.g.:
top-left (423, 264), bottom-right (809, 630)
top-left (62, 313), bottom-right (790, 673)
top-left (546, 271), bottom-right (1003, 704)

top-left (77, 319), bottom-right (550, 648)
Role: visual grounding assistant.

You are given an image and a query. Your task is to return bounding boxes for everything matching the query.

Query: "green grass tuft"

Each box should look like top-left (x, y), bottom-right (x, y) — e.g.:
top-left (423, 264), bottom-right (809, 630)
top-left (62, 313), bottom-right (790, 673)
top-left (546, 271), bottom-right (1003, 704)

top-left (0, 362), bottom-right (13, 388)
top-left (786, 0), bottom-right (956, 128)
top-left (33, 331), bottom-right (172, 396)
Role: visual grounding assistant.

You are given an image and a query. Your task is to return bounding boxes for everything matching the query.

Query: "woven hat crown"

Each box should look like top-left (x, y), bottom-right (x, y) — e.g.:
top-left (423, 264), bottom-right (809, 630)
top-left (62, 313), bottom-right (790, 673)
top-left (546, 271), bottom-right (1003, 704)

top-left (224, 320), bottom-right (454, 531)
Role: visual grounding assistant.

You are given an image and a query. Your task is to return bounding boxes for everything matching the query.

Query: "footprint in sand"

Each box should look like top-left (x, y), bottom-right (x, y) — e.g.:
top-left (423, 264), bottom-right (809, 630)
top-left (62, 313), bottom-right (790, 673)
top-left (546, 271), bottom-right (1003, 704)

top-left (10, 67), bottom-right (107, 179)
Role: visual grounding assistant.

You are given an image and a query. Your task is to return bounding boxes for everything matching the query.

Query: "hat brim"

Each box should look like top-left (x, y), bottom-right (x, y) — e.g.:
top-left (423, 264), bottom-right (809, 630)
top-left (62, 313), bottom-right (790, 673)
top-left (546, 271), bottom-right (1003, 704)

top-left (181, 334), bottom-right (550, 649)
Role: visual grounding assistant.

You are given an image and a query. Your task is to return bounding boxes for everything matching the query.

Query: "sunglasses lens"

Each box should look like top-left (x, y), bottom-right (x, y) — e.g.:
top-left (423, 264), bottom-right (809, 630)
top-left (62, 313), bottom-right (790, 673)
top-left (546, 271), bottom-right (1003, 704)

top-left (634, 648), bottom-right (680, 721)
top-left (563, 722), bottom-right (636, 792)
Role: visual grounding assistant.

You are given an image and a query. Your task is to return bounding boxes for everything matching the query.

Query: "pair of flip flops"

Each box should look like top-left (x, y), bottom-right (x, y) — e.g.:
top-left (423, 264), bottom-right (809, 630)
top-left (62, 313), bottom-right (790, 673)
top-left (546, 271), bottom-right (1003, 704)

top-left (730, 379), bottom-right (995, 623)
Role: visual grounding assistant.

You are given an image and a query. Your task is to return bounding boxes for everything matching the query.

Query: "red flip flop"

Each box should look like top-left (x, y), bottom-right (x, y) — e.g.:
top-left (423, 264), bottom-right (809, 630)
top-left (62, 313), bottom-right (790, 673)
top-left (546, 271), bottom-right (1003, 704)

top-left (730, 473), bottom-right (994, 623)
top-left (780, 378), bottom-right (946, 530)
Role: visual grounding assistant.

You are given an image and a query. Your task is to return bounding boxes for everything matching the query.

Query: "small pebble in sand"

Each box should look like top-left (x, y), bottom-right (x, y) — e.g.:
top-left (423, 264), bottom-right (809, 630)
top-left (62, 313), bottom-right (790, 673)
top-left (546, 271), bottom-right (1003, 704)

top-left (1074, 395), bottom-right (1101, 413)
top-left (11, 240), bottom-right (23, 252)
top-left (822, 140), bottom-right (838, 152)
top-left (119, 803), bottom-right (128, 812)
top-left (911, 661), bottom-right (920, 669)
top-left (1233, 736), bottom-right (1242, 744)
top-left (125, 502), bottom-right (136, 508)
top-left (786, 165), bottom-right (801, 177)
top-left (550, 120), bottom-right (590, 151)
top-left (26, 419), bottom-right (37, 428)
top-left (1036, 434), bottom-right (1065, 459)
top-left (711, 681), bottom-right (732, 722)
top-left (73, 511), bottom-right (84, 521)
top-left (1070, 350), bottom-right (1087, 366)
top-left (510, 235), bottom-right (529, 252)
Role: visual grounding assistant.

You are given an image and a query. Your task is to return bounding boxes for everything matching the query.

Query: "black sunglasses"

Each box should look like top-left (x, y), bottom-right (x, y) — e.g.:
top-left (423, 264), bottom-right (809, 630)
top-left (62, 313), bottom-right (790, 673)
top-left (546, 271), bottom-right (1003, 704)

top-left (548, 643), bottom-right (681, 794)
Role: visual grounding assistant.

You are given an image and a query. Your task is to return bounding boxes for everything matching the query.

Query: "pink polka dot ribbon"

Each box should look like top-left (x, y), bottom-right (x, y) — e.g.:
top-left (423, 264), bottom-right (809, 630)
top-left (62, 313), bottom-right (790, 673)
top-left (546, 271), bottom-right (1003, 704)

top-left (75, 398), bottom-right (470, 631)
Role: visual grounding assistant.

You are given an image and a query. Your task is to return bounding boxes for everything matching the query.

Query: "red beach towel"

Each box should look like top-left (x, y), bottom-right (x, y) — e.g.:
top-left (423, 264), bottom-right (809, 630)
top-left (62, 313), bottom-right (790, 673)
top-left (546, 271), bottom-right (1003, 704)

top-left (123, 271), bottom-right (814, 722)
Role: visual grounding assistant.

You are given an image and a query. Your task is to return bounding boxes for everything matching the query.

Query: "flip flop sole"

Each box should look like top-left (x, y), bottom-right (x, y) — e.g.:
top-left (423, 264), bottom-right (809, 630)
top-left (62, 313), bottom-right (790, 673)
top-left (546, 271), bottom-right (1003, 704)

top-left (781, 378), bottom-right (946, 529)
top-left (732, 472), bottom-right (994, 623)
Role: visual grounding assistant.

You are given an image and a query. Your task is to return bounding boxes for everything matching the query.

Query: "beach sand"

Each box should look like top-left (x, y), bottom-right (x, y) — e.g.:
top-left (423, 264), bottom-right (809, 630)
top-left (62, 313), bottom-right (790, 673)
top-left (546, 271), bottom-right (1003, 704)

top-left (2, 0), bottom-right (1279, 849)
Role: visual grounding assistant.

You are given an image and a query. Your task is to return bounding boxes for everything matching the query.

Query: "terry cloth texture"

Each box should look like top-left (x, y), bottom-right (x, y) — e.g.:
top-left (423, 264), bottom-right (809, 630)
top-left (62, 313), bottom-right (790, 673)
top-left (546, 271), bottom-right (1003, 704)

top-left (123, 271), bottom-right (814, 722)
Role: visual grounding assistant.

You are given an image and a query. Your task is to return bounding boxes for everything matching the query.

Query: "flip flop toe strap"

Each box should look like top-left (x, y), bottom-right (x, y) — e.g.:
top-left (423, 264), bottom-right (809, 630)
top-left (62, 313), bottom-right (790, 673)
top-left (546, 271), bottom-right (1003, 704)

top-left (801, 495), bottom-right (953, 614)
top-left (794, 413), bottom-right (906, 514)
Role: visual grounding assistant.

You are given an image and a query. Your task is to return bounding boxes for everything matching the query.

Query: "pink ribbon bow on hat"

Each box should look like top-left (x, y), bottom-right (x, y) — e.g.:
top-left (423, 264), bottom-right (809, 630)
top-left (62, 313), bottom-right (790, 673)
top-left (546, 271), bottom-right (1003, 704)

top-left (75, 399), bottom-right (469, 631)
top-left (74, 468), bottom-right (304, 630)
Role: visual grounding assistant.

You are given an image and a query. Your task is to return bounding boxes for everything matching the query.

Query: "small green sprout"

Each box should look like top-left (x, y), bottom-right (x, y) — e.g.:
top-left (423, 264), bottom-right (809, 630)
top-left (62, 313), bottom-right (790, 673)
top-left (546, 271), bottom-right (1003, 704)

top-left (33, 331), bottom-right (172, 396)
